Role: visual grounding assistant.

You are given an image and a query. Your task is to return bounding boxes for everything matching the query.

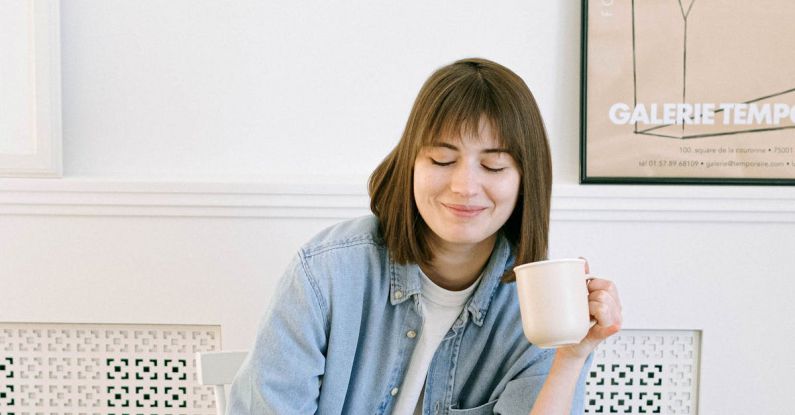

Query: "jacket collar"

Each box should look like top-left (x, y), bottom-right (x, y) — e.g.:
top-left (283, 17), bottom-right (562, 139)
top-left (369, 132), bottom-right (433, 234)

top-left (389, 233), bottom-right (514, 327)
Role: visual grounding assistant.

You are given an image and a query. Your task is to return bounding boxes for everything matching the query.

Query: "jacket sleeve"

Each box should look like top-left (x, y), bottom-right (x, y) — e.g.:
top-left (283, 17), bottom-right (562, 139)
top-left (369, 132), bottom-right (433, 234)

top-left (227, 252), bottom-right (328, 415)
top-left (493, 351), bottom-right (594, 415)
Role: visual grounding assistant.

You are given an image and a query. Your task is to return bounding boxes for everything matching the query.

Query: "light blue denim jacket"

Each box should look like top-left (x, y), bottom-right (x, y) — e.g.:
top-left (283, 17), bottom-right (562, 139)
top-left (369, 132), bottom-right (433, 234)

top-left (228, 215), bottom-right (592, 415)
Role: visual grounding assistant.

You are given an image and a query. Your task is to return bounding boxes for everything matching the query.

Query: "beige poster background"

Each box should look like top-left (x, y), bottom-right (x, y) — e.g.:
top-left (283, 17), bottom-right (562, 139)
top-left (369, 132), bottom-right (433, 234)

top-left (585, 0), bottom-right (795, 180)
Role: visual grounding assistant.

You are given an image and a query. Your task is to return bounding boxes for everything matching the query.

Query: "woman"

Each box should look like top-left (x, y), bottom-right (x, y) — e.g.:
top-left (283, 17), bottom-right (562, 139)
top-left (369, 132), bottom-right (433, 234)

top-left (228, 58), bottom-right (622, 414)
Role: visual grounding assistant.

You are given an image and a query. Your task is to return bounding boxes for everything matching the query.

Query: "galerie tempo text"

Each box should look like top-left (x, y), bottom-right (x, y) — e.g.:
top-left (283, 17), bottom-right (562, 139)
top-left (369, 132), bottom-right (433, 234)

top-left (609, 103), bottom-right (795, 126)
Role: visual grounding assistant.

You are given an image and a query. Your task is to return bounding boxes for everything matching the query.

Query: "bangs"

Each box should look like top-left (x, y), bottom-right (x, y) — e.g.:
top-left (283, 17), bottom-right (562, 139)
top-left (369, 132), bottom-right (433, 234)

top-left (422, 76), bottom-right (510, 150)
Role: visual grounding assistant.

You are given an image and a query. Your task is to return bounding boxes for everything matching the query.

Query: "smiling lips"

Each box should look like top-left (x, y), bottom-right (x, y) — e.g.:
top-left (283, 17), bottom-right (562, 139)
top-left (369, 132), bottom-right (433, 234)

top-left (443, 203), bottom-right (488, 218)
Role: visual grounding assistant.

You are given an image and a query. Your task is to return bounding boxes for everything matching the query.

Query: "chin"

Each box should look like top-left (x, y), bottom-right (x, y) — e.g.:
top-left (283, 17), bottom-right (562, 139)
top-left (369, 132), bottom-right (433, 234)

top-left (437, 231), bottom-right (491, 246)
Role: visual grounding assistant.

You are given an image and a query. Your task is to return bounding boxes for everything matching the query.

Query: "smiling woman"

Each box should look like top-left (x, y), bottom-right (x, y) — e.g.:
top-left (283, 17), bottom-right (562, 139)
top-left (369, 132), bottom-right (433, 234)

top-left (411, 120), bottom-right (521, 291)
top-left (227, 58), bottom-right (618, 415)
top-left (369, 58), bottom-right (553, 284)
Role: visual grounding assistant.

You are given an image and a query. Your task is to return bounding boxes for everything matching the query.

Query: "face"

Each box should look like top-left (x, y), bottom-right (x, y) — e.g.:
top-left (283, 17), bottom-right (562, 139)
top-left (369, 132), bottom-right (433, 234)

top-left (413, 119), bottom-right (521, 253)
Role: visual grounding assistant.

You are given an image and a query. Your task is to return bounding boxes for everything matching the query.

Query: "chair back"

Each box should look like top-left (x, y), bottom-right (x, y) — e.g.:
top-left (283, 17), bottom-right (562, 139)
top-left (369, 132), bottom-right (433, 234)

top-left (195, 350), bottom-right (249, 415)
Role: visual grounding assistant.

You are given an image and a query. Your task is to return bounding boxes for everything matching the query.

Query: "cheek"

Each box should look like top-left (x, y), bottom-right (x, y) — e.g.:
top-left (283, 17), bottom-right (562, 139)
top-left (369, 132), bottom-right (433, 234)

top-left (495, 174), bottom-right (520, 198)
top-left (413, 165), bottom-right (444, 196)
top-left (492, 175), bottom-right (521, 206)
top-left (413, 165), bottom-right (434, 206)
top-left (412, 165), bottom-right (424, 198)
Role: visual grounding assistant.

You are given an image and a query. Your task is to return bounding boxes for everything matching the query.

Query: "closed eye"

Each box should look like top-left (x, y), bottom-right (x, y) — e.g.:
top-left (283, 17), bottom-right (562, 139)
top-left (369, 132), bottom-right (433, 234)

top-left (430, 158), bottom-right (454, 166)
top-left (431, 158), bottom-right (506, 172)
top-left (482, 165), bottom-right (505, 173)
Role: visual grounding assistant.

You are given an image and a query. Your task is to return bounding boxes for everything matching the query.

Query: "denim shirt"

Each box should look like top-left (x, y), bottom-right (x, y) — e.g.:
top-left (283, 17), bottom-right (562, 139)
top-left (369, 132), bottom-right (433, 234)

top-left (228, 215), bottom-right (592, 415)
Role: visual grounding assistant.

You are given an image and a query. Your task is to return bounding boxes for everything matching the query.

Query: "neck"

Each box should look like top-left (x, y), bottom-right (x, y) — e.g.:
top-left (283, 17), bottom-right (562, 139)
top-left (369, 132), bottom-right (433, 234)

top-left (421, 233), bottom-right (498, 291)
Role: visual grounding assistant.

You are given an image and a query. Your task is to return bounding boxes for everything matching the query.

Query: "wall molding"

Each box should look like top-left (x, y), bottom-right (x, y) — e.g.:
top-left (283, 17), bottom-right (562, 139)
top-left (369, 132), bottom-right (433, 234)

top-left (0, 0), bottom-right (62, 177)
top-left (1, 178), bottom-right (795, 222)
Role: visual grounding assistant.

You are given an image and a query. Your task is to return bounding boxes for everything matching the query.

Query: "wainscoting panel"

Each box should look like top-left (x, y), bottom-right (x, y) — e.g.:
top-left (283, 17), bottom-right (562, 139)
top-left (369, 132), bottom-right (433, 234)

top-left (586, 330), bottom-right (701, 414)
top-left (0, 323), bottom-right (221, 415)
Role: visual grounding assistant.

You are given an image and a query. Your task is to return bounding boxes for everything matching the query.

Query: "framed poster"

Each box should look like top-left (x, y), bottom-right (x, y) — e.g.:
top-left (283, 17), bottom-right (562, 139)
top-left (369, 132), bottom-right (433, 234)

top-left (581, 0), bottom-right (795, 185)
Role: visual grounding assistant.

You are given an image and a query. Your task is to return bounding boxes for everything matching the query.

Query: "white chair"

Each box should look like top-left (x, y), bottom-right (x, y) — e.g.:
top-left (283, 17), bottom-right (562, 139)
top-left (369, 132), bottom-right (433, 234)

top-left (196, 350), bottom-right (249, 415)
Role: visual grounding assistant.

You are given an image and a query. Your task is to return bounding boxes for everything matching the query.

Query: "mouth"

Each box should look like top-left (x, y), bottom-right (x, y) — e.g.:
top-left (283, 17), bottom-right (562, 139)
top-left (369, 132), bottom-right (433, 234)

top-left (442, 203), bottom-right (487, 218)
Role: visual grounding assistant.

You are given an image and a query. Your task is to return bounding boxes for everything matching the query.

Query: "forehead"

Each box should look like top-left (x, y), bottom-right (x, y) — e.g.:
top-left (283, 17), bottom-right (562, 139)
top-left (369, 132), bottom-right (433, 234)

top-left (426, 116), bottom-right (507, 149)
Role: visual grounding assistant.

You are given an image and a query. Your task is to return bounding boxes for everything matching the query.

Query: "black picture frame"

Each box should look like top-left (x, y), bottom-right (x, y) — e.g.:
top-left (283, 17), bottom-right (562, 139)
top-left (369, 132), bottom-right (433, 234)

top-left (579, 0), bottom-right (795, 186)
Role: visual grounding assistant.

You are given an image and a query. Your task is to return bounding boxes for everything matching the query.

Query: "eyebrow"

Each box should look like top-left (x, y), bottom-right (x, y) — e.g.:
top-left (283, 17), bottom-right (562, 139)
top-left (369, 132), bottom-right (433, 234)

top-left (432, 142), bottom-right (510, 154)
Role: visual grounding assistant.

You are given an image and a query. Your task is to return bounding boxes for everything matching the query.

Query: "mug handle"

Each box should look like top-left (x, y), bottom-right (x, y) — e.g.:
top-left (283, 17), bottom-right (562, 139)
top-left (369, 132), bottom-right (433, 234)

top-left (585, 274), bottom-right (597, 327)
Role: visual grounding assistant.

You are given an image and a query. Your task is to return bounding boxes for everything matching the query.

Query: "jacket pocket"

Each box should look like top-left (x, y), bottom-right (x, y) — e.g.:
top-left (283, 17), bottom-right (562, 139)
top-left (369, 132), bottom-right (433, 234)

top-left (449, 399), bottom-right (498, 415)
top-left (449, 374), bottom-right (550, 415)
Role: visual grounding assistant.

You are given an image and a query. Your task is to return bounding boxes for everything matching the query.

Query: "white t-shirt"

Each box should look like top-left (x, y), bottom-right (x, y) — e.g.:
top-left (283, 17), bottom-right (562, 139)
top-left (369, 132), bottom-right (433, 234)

top-left (391, 269), bottom-right (480, 415)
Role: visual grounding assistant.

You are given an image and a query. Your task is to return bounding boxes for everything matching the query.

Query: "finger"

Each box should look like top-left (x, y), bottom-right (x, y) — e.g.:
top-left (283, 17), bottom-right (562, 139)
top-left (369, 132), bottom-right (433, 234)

top-left (589, 288), bottom-right (623, 327)
top-left (588, 288), bottom-right (622, 315)
top-left (586, 320), bottom-right (621, 341)
top-left (589, 290), bottom-right (623, 326)
top-left (586, 278), bottom-right (622, 310)
top-left (584, 288), bottom-right (622, 343)
top-left (587, 305), bottom-right (621, 343)
top-left (586, 302), bottom-right (621, 342)
top-left (588, 300), bottom-right (616, 328)
top-left (585, 278), bottom-right (613, 291)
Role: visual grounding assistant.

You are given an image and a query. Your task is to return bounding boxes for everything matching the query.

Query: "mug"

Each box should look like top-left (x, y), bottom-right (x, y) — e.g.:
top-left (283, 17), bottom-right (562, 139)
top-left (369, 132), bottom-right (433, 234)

top-left (513, 258), bottom-right (592, 348)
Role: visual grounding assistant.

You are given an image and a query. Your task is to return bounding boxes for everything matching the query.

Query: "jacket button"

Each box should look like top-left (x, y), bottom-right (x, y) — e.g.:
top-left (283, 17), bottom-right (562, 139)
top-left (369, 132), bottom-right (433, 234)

top-left (391, 387), bottom-right (399, 396)
top-left (394, 291), bottom-right (403, 299)
top-left (406, 330), bottom-right (417, 338)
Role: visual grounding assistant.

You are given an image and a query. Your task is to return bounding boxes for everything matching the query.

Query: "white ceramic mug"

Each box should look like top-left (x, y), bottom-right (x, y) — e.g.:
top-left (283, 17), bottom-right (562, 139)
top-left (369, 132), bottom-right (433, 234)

top-left (513, 258), bottom-right (592, 348)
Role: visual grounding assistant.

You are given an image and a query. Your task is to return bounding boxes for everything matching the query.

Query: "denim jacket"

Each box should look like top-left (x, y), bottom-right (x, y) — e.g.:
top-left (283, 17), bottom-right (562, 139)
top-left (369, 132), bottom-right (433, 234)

top-left (228, 215), bottom-right (591, 415)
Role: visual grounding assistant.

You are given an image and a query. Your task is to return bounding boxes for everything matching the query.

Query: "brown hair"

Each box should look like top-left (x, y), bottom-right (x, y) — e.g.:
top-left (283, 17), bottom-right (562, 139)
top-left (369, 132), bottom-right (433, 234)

top-left (368, 58), bottom-right (552, 282)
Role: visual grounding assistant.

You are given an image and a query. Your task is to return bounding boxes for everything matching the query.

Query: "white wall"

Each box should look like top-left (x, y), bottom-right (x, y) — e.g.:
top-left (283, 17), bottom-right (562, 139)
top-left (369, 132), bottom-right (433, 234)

top-left (59, 0), bottom-right (582, 184)
top-left (2, 1), bottom-right (794, 414)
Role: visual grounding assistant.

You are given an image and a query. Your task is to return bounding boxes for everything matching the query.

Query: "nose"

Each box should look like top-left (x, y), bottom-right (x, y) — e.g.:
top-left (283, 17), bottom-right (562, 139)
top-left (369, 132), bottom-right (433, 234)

top-left (449, 161), bottom-right (480, 197)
